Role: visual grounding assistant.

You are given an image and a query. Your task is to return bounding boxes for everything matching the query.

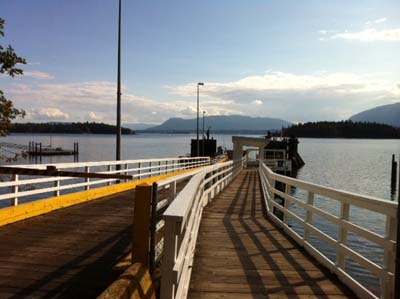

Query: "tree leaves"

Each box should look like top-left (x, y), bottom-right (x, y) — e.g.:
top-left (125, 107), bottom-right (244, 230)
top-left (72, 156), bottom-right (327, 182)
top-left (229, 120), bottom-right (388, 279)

top-left (0, 17), bottom-right (26, 138)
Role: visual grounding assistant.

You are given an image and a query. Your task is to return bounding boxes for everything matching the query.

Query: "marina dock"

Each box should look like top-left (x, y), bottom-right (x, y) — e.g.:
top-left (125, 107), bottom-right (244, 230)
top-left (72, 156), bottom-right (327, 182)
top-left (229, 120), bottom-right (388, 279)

top-left (0, 155), bottom-right (398, 299)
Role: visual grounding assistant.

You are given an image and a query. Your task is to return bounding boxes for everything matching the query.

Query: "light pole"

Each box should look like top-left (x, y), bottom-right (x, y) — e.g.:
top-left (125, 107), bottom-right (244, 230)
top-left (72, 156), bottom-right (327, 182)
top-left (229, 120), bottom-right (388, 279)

top-left (196, 82), bottom-right (204, 156)
top-left (116, 0), bottom-right (122, 162)
top-left (202, 111), bottom-right (206, 156)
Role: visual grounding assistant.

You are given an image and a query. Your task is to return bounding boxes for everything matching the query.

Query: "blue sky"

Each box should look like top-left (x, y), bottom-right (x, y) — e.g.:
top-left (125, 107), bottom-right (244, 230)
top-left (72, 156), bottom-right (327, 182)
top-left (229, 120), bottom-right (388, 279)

top-left (1, 0), bottom-right (399, 124)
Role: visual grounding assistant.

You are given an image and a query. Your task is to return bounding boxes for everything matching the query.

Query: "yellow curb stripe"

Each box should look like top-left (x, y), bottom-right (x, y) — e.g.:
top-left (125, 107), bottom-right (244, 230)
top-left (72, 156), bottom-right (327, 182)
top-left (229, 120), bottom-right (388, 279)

top-left (0, 167), bottom-right (202, 227)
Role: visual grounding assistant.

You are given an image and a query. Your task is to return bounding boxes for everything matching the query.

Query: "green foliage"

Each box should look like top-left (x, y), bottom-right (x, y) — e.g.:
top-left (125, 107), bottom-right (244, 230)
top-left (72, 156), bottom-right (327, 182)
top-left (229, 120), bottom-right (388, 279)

top-left (0, 17), bottom-right (26, 137)
top-left (0, 90), bottom-right (26, 136)
top-left (11, 122), bottom-right (136, 135)
top-left (283, 121), bottom-right (400, 139)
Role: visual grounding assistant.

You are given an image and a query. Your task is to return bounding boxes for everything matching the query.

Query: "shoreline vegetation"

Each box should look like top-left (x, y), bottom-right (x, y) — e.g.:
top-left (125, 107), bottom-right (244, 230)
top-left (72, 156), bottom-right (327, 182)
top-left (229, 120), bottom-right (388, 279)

top-left (283, 121), bottom-right (400, 139)
top-left (5, 120), bottom-right (400, 139)
top-left (10, 122), bottom-right (135, 135)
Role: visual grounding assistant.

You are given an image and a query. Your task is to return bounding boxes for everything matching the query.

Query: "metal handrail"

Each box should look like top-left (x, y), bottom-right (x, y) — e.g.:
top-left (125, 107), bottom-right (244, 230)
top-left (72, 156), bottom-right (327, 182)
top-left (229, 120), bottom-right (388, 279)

top-left (258, 160), bottom-right (397, 299)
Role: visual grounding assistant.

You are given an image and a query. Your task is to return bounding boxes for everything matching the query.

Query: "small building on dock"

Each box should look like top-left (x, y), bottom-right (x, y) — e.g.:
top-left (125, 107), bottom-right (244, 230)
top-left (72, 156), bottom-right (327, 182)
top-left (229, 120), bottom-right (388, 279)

top-left (232, 135), bottom-right (304, 173)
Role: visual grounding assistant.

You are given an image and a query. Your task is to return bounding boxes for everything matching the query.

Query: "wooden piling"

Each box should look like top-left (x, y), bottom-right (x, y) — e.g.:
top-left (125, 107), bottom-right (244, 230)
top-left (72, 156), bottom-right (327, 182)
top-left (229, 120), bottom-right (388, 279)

top-left (132, 183), bottom-right (152, 266)
top-left (391, 154), bottom-right (397, 188)
top-left (149, 182), bottom-right (158, 276)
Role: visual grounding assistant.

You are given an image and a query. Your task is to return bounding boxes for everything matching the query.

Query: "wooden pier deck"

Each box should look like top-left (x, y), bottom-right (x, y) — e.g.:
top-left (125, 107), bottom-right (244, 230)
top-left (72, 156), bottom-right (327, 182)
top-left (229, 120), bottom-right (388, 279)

top-left (0, 180), bottom-right (188, 299)
top-left (188, 169), bottom-right (355, 299)
top-left (0, 190), bottom-right (134, 299)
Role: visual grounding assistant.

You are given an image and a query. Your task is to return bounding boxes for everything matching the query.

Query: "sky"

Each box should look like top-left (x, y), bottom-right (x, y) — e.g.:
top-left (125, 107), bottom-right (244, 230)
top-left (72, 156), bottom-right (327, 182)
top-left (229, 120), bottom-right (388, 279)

top-left (0, 0), bottom-right (399, 125)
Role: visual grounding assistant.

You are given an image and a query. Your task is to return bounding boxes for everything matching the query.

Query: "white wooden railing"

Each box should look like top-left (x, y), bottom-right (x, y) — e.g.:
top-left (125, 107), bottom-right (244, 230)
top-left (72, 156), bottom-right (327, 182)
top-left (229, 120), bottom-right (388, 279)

top-left (0, 157), bottom-right (210, 207)
top-left (259, 160), bottom-right (397, 299)
top-left (161, 158), bottom-right (245, 299)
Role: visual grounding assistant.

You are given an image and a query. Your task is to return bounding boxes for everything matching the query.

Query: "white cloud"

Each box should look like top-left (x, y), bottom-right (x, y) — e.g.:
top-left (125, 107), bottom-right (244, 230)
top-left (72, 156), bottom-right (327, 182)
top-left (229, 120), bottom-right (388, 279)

top-left (23, 71), bottom-right (54, 80)
top-left (6, 81), bottom-right (238, 124)
top-left (87, 111), bottom-right (102, 121)
top-left (366, 18), bottom-right (387, 26)
top-left (332, 28), bottom-right (400, 42)
top-left (168, 71), bottom-right (400, 122)
top-left (6, 71), bottom-right (400, 124)
top-left (318, 30), bottom-right (336, 35)
top-left (26, 108), bottom-right (69, 121)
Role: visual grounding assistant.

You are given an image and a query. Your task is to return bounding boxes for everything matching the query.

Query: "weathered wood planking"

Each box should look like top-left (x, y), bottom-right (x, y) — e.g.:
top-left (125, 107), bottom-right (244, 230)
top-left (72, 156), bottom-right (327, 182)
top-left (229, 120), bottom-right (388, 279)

top-left (188, 169), bottom-right (355, 299)
top-left (0, 180), bottom-right (188, 299)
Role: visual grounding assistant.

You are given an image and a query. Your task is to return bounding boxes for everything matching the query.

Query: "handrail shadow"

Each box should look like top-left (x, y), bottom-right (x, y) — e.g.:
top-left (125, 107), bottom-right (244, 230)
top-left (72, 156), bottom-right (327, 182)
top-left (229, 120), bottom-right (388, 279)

top-left (221, 169), bottom-right (352, 298)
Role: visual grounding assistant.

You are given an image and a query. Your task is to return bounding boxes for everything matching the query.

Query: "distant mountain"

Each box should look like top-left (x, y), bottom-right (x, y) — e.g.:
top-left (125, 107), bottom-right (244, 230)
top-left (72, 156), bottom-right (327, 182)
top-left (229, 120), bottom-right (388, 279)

top-left (124, 123), bottom-right (159, 130)
top-left (146, 115), bottom-right (291, 133)
top-left (350, 102), bottom-right (400, 127)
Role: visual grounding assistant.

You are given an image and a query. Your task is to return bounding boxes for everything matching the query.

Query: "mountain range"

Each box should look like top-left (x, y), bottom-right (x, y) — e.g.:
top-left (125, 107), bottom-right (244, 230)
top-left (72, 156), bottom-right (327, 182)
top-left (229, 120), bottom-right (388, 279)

top-left (145, 115), bottom-right (291, 133)
top-left (349, 102), bottom-right (400, 127)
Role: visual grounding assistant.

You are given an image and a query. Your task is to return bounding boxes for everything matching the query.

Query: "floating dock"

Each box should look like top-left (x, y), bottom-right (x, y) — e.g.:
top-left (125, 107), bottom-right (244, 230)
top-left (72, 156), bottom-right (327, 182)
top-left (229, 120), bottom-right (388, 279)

top-left (27, 141), bottom-right (79, 156)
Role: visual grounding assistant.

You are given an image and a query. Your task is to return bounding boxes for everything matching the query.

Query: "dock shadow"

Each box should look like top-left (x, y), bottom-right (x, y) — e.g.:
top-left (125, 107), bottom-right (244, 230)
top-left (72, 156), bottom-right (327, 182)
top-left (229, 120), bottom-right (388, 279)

top-left (221, 169), bottom-right (351, 298)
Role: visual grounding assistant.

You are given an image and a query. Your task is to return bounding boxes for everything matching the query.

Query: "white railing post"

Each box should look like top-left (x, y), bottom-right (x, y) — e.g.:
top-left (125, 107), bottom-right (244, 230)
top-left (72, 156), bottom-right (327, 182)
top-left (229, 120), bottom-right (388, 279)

top-left (283, 183), bottom-right (290, 225)
top-left (54, 179), bottom-right (60, 197)
top-left (337, 202), bottom-right (350, 269)
top-left (382, 215), bottom-right (396, 299)
top-left (149, 162), bottom-right (152, 177)
top-left (268, 178), bottom-right (275, 204)
top-left (11, 174), bottom-right (18, 206)
top-left (169, 181), bottom-right (177, 204)
top-left (161, 218), bottom-right (179, 299)
top-left (138, 162), bottom-right (141, 180)
top-left (304, 192), bottom-right (314, 241)
top-left (85, 166), bottom-right (90, 191)
top-left (124, 163), bottom-right (128, 182)
top-left (107, 165), bottom-right (112, 186)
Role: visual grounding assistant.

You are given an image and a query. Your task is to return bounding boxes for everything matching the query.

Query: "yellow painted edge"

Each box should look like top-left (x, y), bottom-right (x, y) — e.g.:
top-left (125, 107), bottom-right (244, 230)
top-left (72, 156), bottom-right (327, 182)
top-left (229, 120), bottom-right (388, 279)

top-left (0, 167), bottom-right (203, 227)
top-left (217, 157), bottom-right (229, 163)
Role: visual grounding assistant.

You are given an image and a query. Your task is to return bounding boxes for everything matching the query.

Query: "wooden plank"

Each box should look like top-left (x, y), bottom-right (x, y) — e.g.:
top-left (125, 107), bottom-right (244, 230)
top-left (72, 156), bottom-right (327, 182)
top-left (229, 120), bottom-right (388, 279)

top-left (0, 179), bottom-right (187, 299)
top-left (188, 169), bottom-right (355, 299)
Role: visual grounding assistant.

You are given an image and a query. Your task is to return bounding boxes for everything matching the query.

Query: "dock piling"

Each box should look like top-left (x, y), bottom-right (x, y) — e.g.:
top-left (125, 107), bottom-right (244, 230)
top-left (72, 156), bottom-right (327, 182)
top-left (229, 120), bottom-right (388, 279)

top-left (391, 154), bottom-right (398, 200)
top-left (391, 154), bottom-right (397, 186)
top-left (132, 183), bottom-right (152, 266)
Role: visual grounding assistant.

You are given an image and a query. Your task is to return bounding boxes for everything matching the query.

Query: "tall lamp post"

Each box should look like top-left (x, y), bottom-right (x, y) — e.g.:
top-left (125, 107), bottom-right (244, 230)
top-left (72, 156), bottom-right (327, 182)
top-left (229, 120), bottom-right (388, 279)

top-left (202, 111), bottom-right (206, 156)
top-left (196, 82), bottom-right (204, 156)
top-left (116, 0), bottom-right (122, 162)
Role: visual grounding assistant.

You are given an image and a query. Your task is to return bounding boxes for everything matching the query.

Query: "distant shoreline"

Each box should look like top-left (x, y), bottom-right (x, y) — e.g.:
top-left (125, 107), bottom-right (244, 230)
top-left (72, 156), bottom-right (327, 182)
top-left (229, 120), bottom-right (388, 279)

top-left (5, 132), bottom-right (400, 139)
top-left (10, 122), bottom-right (135, 135)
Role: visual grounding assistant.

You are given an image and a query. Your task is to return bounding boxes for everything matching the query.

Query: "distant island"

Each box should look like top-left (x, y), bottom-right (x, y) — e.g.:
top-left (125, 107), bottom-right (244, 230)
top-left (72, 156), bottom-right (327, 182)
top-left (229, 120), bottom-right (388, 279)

top-left (10, 122), bottom-right (135, 135)
top-left (145, 115), bottom-right (291, 133)
top-left (283, 121), bottom-right (400, 139)
top-left (350, 102), bottom-right (400, 128)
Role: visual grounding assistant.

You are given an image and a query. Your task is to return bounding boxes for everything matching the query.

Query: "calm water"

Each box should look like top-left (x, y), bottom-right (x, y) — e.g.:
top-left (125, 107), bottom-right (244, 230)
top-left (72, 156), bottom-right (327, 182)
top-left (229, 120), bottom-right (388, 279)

top-left (1, 133), bottom-right (399, 295)
top-left (3, 133), bottom-right (398, 200)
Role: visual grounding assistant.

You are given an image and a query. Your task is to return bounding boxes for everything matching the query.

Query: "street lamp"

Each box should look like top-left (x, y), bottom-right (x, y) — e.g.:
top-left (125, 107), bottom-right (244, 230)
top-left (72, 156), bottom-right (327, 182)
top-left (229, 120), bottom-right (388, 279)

top-left (202, 111), bottom-right (206, 156)
top-left (196, 82), bottom-right (204, 156)
top-left (116, 0), bottom-right (122, 162)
